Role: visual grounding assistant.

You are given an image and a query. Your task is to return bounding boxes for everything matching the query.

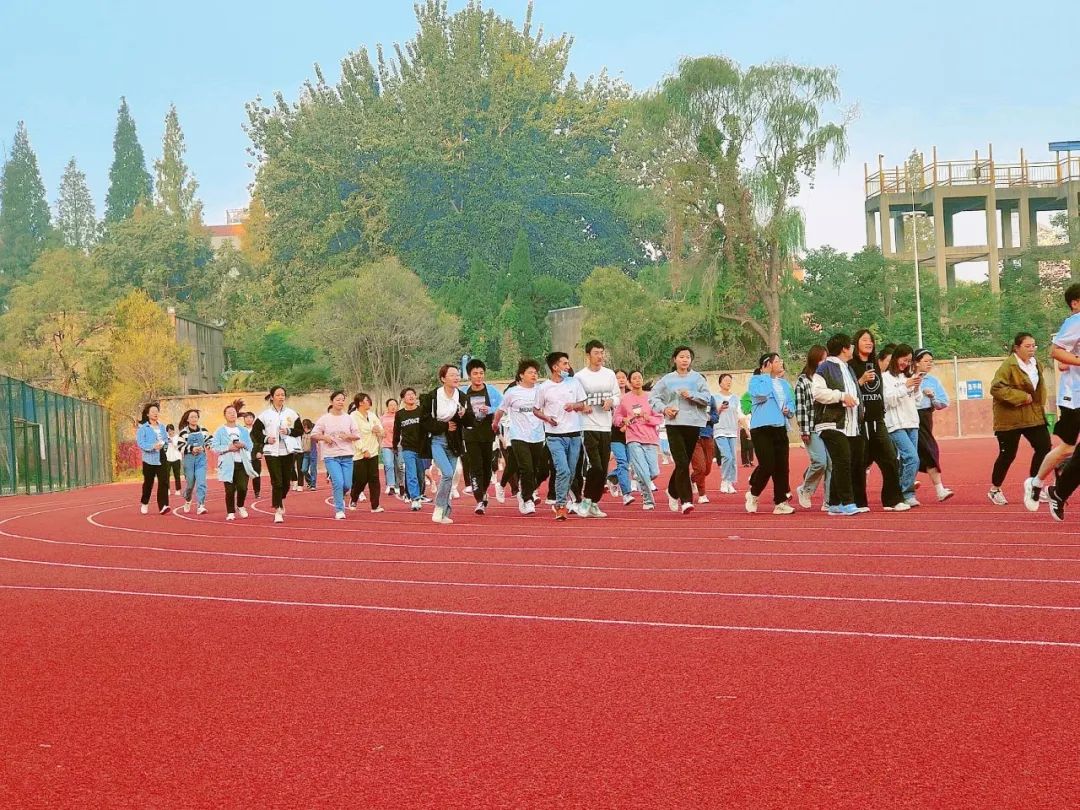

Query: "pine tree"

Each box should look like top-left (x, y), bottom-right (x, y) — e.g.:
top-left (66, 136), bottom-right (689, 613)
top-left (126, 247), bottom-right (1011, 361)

top-left (104, 97), bottom-right (152, 223)
top-left (501, 229), bottom-right (544, 359)
top-left (154, 104), bottom-right (199, 220)
top-left (55, 157), bottom-right (98, 251)
top-left (0, 121), bottom-right (53, 295)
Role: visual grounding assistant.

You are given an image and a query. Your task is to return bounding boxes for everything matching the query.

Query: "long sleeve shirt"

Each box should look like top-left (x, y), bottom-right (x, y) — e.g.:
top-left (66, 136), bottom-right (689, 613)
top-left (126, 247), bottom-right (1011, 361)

top-left (613, 392), bottom-right (662, 445)
top-left (883, 371), bottom-right (920, 431)
top-left (794, 374), bottom-right (816, 435)
top-left (351, 410), bottom-right (383, 459)
top-left (748, 373), bottom-right (795, 429)
top-left (915, 374), bottom-right (949, 411)
top-left (648, 371), bottom-right (713, 428)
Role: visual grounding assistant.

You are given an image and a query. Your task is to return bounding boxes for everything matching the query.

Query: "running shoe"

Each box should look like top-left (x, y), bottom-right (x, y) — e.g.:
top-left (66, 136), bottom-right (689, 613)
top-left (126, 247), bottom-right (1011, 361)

top-left (642, 503), bottom-right (655, 511)
top-left (576, 500), bottom-right (592, 518)
top-left (238, 507), bottom-right (249, 519)
top-left (518, 497), bottom-right (530, 515)
top-left (474, 502), bottom-right (486, 515)
top-left (371, 507), bottom-right (385, 514)
top-left (697, 495), bottom-right (710, 505)
top-left (668, 495), bottom-right (680, 512)
top-left (495, 486), bottom-right (506, 504)
top-left (1048, 485), bottom-right (1065, 522)
top-left (140, 505), bottom-right (149, 515)
top-left (159, 505), bottom-right (170, 515)
top-left (587, 504), bottom-right (607, 518)
top-left (904, 497), bottom-right (921, 507)
top-left (622, 494), bottom-right (635, 506)
top-left (182, 501), bottom-right (191, 513)
top-left (274, 509), bottom-right (284, 523)
top-left (744, 492), bottom-right (758, 514)
top-left (197, 505), bottom-right (208, 515)
top-left (1022, 477), bottom-right (1041, 512)
top-left (411, 499), bottom-right (422, 512)
top-left (883, 502), bottom-right (911, 512)
top-left (523, 500), bottom-right (536, 515)
top-left (681, 502), bottom-right (694, 515)
top-left (335, 511), bottom-right (346, 520)
top-left (772, 502), bottom-right (795, 515)
top-left (987, 488), bottom-right (1008, 506)
top-left (555, 507), bottom-right (568, 521)
top-left (796, 487), bottom-right (812, 509)
top-left (937, 488), bottom-right (954, 502)
top-left (225, 513), bottom-right (235, 521)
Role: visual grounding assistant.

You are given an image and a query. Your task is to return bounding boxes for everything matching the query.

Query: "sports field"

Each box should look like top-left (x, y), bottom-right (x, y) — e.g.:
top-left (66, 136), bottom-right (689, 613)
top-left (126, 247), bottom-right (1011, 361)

top-left (2, 436), bottom-right (1078, 808)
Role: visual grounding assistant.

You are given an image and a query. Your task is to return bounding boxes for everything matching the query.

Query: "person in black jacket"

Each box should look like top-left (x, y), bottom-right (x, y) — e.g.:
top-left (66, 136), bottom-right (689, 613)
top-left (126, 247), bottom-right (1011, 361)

top-left (393, 387), bottom-right (427, 511)
top-left (422, 364), bottom-right (469, 525)
top-left (849, 329), bottom-right (904, 511)
top-left (460, 358), bottom-right (502, 515)
top-left (242, 410), bottom-right (263, 498)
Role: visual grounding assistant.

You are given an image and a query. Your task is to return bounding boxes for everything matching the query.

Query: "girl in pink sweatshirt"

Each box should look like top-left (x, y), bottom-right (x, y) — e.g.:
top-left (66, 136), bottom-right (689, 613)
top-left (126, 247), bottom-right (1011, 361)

top-left (613, 371), bottom-right (663, 509)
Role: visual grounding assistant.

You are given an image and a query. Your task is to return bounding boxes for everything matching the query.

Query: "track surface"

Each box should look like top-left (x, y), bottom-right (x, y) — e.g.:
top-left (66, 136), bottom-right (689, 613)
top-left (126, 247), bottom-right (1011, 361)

top-left (2, 437), bottom-right (1079, 808)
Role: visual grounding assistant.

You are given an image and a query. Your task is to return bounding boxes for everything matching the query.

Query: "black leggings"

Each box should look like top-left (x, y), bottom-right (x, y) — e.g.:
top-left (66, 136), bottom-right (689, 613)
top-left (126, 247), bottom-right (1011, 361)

top-left (511, 441), bottom-right (547, 503)
top-left (168, 459), bottom-right (182, 490)
top-left (224, 467), bottom-right (249, 513)
top-left (350, 457), bottom-right (381, 508)
top-left (465, 440), bottom-right (494, 503)
top-left (665, 425), bottom-right (701, 506)
top-left (749, 426), bottom-right (790, 504)
top-left (141, 463), bottom-right (169, 510)
top-left (264, 455), bottom-right (293, 510)
top-left (992, 424), bottom-right (1051, 487)
top-left (582, 431), bottom-right (613, 503)
top-left (859, 419), bottom-right (903, 508)
top-left (500, 443), bottom-right (520, 494)
top-left (821, 430), bottom-right (858, 507)
top-left (293, 454), bottom-right (304, 484)
top-left (250, 456), bottom-right (262, 497)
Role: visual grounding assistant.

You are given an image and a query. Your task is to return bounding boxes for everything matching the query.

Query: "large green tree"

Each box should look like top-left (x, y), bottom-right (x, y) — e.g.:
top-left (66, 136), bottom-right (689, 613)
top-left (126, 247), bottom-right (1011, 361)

top-left (104, 97), bottom-right (153, 224)
top-left (55, 157), bottom-right (98, 252)
top-left (154, 104), bottom-right (200, 221)
top-left (0, 121), bottom-right (53, 299)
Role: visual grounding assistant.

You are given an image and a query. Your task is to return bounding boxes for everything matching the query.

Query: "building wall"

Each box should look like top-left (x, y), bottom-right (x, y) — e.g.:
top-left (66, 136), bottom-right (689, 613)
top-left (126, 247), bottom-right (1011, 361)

top-left (170, 310), bottom-right (225, 394)
top-left (547, 306), bottom-right (587, 366)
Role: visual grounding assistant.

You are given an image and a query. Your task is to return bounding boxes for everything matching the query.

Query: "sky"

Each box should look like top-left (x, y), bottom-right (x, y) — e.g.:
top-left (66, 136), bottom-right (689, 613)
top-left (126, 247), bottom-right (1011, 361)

top-left (2, 0), bottom-right (1078, 267)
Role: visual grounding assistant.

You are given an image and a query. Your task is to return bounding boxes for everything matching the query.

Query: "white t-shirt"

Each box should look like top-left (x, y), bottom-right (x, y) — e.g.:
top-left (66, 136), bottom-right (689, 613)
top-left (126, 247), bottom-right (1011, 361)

top-left (573, 366), bottom-right (620, 432)
top-left (435, 387), bottom-right (459, 422)
top-left (498, 385), bottom-right (545, 443)
top-left (534, 377), bottom-right (586, 435)
top-left (712, 393), bottom-right (740, 438)
top-left (1052, 312), bottom-right (1080, 409)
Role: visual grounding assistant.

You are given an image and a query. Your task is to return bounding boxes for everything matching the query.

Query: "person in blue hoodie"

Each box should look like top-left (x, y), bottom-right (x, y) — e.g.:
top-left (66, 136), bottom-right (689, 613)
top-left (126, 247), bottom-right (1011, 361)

top-left (135, 402), bottom-right (171, 515)
top-left (746, 353), bottom-right (797, 515)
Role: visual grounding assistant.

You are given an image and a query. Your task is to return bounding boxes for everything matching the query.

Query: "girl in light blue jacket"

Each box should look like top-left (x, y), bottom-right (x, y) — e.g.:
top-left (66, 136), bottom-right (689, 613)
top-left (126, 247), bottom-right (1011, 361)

top-left (212, 399), bottom-right (257, 520)
top-left (746, 353), bottom-right (797, 515)
top-left (136, 403), bottom-right (171, 515)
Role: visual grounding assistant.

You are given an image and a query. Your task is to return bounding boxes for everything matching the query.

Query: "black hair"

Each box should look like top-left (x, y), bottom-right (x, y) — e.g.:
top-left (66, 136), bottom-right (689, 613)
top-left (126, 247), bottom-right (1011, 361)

top-left (755, 352), bottom-right (779, 374)
top-left (878, 343), bottom-right (896, 362)
top-left (139, 402), bottom-right (160, 424)
top-left (265, 385), bottom-right (286, 401)
top-left (385, 398), bottom-right (398, 407)
top-left (302, 418), bottom-right (314, 429)
top-left (585, 339), bottom-right (605, 354)
top-left (826, 333), bottom-right (852, 357)
top-left (614, 368), bottom-right (628, 378)
top-left (165, 423), bottom-right (175, 432)
top-left (1066, 283), bottom-right (1080, 308)
top-left (546, 351), bottom-right (569, 371)
top-left (179, 409), bottom-right (200, 428)
top-left (329, 390), bottom-right (346, 404)
top-left (1012, 332), bottom-right (1035, 349)
top-left (718, 373), bottom-right (733, 384)
top-left (400, 387), bottom-right (416, 398)
top-left (852, 329), bottom-right (876, 358)
top-left (888, 343), bottom-right (915, 376)
top-left (670, 345), bottom-right (694, 363)
top-left (517, 358), bottom-right (541, 378)
top-left (466, 358), bottom-right (486, 373)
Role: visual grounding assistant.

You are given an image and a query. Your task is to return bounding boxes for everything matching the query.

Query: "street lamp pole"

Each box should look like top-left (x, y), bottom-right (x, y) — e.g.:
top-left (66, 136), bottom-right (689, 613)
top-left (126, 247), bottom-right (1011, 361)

top-left (905, 210), bottom-right (927, 349)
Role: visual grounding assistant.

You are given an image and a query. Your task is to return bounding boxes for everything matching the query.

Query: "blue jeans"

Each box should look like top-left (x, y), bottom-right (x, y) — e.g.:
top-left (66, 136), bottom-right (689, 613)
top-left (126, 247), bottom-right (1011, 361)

top-left (302, 447), bottom-right (318, 488)
top-left (608, 441), bottom-right (632, 495)
top-left (430, 435), bottom-right (458, 513)
top-left (801, 433), bottom-right (832, 502)
top-left (890, 428), bottom-right (920, 499)
top-left (380, 447), bottom-right (403, 490)
top-left (626, 442), bottom-right (659, 506)
top-left (402, 449), bottom-right (425, 500)
top-left (323, 456), bottom-right (353, 512)
top-left (182, 453), bottom-right (207, 505)
top-left (714, 436), bottom-right (737, 484)
top-left (546, 433), bottom-right (583, 508)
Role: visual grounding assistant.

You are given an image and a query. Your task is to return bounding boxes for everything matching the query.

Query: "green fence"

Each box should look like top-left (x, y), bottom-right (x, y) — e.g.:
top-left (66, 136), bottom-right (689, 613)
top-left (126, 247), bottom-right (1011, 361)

top-left (0, 375), bottom-right (113, 496)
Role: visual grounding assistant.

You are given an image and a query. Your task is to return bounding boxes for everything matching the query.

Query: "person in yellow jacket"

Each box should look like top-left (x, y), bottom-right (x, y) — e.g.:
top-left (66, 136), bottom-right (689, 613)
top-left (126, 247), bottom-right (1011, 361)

top-left (349, 393), bottom-right (385, 512)
top-left (989, 332), bottom-right (1050, 506)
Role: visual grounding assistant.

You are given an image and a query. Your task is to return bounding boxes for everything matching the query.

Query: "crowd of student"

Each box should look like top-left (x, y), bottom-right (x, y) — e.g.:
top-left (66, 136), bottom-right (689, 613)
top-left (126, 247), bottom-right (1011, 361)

top-left (133, 284), bottom-right (1080, 523)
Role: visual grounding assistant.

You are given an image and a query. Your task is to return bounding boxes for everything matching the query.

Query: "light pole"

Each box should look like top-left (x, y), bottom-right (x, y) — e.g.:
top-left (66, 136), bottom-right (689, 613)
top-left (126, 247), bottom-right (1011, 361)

top-left (903, 210), bottom-right (928, 349)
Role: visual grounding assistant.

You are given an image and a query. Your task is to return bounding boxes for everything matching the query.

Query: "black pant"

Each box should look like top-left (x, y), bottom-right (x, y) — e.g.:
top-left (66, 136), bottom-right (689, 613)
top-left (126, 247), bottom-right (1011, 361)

top-left (749, 427), bottom-right (790, 504)
top-left (250, 456), bottom-right (262, 497)
top-left (264, 455), bottom-right (293, 509)
top-left (168, 459), bottom-right (182, 490)
top-left (1055, 441), bottom-right (1080, 501)
top-left (665, 424), bottom-right (700, 506)
top-left (821, 430), bottom-right (858, 507)
top-left (293, 454), bottom-right (304, 484)
top-left (350, 457), bottom-right (381, 507)
top-left (500, 442), bottom-right (520, 494)
top-left (739, 428), bottom-right (754, 465)
top-left (582, 430), bottom-right (612, 503)
top-left (224, 467), bottom-right (249, 513)
top-left (465, 440), bottom-right (494, 503)
top-left (858, 419), bottom-right (903, 508)
top-left (141, 462), bottom-right (169, 510)
top-left (992, 424), bottom-right (1051, 487)
top-left (511, 441), bottom-right (547, 503)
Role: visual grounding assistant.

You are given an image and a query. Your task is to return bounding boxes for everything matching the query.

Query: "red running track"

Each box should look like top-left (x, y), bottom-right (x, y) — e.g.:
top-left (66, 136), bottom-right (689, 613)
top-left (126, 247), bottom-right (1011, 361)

top-left (2, 437), bottom-right (1079, 808)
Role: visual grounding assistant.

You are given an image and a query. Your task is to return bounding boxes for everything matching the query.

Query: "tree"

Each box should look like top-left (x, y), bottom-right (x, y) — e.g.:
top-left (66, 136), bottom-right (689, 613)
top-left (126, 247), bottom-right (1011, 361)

top-left (635, 57), bottom-right (850, 351)
top-left (104, 97), bottom-right (153, 224)
top-left (0, 249), bottom-right (110, 395)
top-left (89, 290), bottom-right (187, 423)
top-left (306, 256), bottom-right (461, 395)
top-left (233, 322), bottom-right (334, 393)
top-left (0, 121), bottom-right (53, 299)
top-left (498, 229), bottom-right (544, 359)
top-left (55, 157), bottom-right (98, 252)
top-left (154, 104), bottom-right (200, 221)
top-left (93, 203), bottom-right (213, 302)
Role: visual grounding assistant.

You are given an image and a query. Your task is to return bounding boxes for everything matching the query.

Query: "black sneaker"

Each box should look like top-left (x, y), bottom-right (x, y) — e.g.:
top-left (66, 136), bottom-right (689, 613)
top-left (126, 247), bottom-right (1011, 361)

top-left (1048, 485), bottom-right (1066, 522)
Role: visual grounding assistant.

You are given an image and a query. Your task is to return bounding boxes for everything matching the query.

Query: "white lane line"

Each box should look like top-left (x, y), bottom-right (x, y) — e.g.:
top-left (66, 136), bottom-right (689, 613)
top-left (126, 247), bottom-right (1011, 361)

top-left (5, 530), bottom-right (1080, 585)
top-left (4, 555), bottom-right (1079, 613)
top-left (2, 583), bottom-right (1078, 650)
top-left (83, 508), bottom-right (1080, 564)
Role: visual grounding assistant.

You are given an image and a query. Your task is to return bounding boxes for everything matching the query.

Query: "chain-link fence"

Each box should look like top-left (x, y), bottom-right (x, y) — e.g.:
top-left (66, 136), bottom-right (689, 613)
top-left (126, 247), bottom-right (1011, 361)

top-left (0, 375), bottom-right (112, 496)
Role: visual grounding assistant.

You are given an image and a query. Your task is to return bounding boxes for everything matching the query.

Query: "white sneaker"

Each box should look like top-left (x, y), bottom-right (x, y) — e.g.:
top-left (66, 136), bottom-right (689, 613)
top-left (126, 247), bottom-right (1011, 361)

top-left (358, 493), bottom-right (366, 502)
top-left (588, 503), bottom-right (607, 518)
top-left (668, 495), bottom-right (679, 512)
top-left (159, 505), bottom-right (171, 515)
top-left (905, 497), bottom-right (921, 507)
top-left (884, 502), bottom-right (911, 512)
top-left (451, 487), bottom-right (460, 499)
top-left (432, 507), bottom-right (445, 523)
top-left (495, 486), bottom-right (506, 504)
top-left (988, 488), bottom-right (1008, 506)
top-left (937, 488), bottom-right (954, 502)
top-left (643, 502), bottom-right (655, 511)
top-left (773, 502), bottom-right (795, 515)
top-left (334, 511), bottom-right (346, 520)
top-left (681, 502), bottom-right (694, 515)
top-left (274, 509), bottom-right (284, 523)
top-left (371, 506), bottom-right (385, 513)
top-left (197, 505), bottom-right (208, 515)
top-left (821, 504), bottom-right (830, 512)
top-left (856, 506), bottom-right (870, 513)
top-left (464, 485), bottom-right (473, 495)
top-left (797, 487), bottom-right (812, 509)
top-left (225, 513), bottom-right (235, 521)
top-left (576, 501), bottom-right (592, 518)
top-left (622, 494), bottom-right (635, 506)
top-left (238, 507), bottom-right (249, 519)
top-left (698, 494), bottom-right (709, 505)
top-left (649, 482), bottom-right (658, 492)
top-left (385, 486), bottom-right (393, 495)
top-left (524, 500), bottom-right (536, 515)
top-left (745, 492), bottom-right (758, 514)
top-left (183, 501), bottom-right (191, 513)
top-left (140, 504), bottom-right (149, 515)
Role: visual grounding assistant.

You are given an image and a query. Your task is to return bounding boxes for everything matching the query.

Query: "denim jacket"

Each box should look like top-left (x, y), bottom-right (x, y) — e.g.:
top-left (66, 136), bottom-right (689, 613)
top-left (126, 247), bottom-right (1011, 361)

top-left (136, 422), bottom-right (169, 466)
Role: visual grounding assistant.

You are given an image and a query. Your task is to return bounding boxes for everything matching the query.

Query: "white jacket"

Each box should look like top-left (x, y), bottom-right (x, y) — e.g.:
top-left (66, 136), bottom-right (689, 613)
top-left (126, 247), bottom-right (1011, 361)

top-left (883, 371), bottom-right (920, 432)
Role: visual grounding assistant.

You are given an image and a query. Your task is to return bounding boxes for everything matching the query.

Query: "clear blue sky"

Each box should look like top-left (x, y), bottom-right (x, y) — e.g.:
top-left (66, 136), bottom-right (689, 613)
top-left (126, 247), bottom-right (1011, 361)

top-left (2, 0), bottom-right (1078, 256)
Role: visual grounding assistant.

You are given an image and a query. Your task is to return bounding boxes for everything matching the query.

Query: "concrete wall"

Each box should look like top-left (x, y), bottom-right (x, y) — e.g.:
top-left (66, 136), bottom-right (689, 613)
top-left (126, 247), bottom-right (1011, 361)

top-left (547, 307), bottom-right (587, 367)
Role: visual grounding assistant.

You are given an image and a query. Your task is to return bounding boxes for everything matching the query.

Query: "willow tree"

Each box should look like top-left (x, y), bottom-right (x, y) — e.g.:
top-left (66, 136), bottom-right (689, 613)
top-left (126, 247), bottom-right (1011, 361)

top-left (635, 57), bottom-right (850, 351)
